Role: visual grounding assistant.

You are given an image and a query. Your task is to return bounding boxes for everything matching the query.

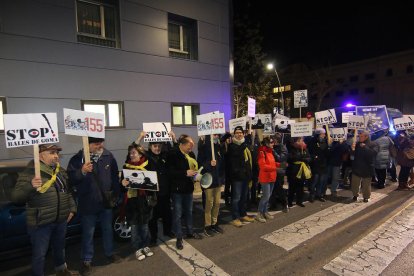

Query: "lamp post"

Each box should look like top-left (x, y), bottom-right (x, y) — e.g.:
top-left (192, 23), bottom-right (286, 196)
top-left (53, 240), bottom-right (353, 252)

top-left (266, 63), bottom-right (284, 115)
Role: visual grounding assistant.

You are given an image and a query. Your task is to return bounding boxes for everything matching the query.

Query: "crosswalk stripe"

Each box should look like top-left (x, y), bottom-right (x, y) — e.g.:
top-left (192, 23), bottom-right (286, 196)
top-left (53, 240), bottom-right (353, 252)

top-left (158, 236), bottom-right (230, 276)
top-left (261, 192), bottom-right (387, 251)
top-left (323, 197), bottom-right (414, 275)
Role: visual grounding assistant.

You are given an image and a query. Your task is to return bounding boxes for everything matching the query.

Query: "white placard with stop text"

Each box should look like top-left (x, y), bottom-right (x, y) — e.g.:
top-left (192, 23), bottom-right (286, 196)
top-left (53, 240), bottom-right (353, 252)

top-left (197, 112), bottom-right (225, 136)
top-left (248, 97), bottom-right (256, 118)
top-left (342, 112), bottom-right (354, 123)
top-left (393, 115), bottom-right (414, 131)
top-left (347, 115), bottom-right (367, 130)
top-left (329, 127), bottom-right (348, 141)
top-left (229, 117), bottom-right (247, 133)
top-left (143, 122), bottom-right (172, 142)
top-left (64, 108), bottom-right (105, 138)
top-left (315, 109), bottom-right (337, 126)
top-left (4, 113), bottom-right (59, 148)
top-left (291, 121), bottom-right (313, 138)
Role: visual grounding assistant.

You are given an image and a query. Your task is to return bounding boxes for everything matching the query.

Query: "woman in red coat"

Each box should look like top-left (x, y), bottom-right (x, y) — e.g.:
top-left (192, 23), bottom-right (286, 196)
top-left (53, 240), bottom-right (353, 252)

top-left (256, 137), bottom-right (280, 223)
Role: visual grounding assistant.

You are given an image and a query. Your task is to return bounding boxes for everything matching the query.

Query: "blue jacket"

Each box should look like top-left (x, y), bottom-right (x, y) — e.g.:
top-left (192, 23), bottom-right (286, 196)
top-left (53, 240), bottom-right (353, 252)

top-left (67, 149), bottom-right (119, 215)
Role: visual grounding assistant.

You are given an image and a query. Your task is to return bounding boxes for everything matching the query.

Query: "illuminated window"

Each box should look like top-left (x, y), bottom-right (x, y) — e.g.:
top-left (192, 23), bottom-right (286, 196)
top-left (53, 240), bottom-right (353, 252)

top-left (171, 103), bottom-right (199, 126)
top-left (284, 85), bottom-right (291, 91)
top-left (0, 97), bottom-right (6, 131)
top-left (76, 0), bottom-right (120, 48)
top-left (81, 100), bottom-right (124, 128)
top-left (168, 13), bottom-right (198, 60)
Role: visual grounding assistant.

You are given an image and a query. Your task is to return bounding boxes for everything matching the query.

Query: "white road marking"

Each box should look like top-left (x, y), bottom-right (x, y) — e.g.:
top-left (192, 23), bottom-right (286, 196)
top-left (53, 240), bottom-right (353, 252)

top-left (261, 192), bottom-right (387, 251)
top-left (158, 236), bottom-right (230, 276)
top-left (323, 198), bottom-right (414, 275)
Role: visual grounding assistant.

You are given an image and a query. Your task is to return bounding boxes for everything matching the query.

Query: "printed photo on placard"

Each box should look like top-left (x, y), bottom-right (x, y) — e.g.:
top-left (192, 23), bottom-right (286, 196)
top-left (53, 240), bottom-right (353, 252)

top-left (122, 170), bottom-right (159, 191)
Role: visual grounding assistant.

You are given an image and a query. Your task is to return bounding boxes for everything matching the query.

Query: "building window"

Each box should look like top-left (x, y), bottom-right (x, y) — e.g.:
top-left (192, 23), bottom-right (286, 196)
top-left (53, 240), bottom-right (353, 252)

top-left (168, 13), bottom-right (198, 60)
top-left (386, 68), bottom-right (393, 77)
top-left (81, 100), bottom-right (124, 128)
top-left (76, 0), bottom-right (120, 48)
top-left (365, 87), bottom-right (375, 94)
top-left (350, 89), bottom-right (359, 95)
top-left (407, 65), bottom-right (413, 74)
top-left (349, 75), bottom-right (359, 82)
top-left (335, 90), bottom-right (344, 97)
top-left (0, 97), bottom-right (6, 131)
top-left (365, 73), bottom-right (376, 80)
top-left (171, 103), bottom-right (199, 126)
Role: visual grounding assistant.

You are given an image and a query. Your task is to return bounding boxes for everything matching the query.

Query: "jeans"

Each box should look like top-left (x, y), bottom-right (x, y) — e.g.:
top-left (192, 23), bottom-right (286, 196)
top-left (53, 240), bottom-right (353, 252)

top-left (231, 180), bottom-right (248, 219)
top-left (29, 220), bottom-right (67, 276)
top-left (131, 224), bottom-right (150, 250)
top-left (149, 194), bottom-right (172, 240)
top-left (81, 208), bottom-right (113, 262)
top-left (172, 193), bottom-right (193, 239)
top-left (329, 166), bottom-right (341, 192)
top-left (258, 183), bottom-right (274, 213)
top-left (310, 173), bottom-right (328, 197)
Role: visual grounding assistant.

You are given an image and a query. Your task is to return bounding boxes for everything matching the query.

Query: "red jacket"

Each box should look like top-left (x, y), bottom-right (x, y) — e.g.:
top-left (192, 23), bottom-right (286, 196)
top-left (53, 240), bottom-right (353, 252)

top-left (258, 146), bottom-right (280, 184)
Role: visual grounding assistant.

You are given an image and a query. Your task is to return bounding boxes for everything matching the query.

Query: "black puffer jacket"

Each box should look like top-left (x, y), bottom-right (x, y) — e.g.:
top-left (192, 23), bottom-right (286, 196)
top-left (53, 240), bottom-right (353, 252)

top-left (13, 160), bottom-right (77, 227)
top-left (167, 147), bottom-right (195, 194)
top-left (227, 142), bottom-right (252, 182)
top-left (351, 141), bottom-right (379, 178)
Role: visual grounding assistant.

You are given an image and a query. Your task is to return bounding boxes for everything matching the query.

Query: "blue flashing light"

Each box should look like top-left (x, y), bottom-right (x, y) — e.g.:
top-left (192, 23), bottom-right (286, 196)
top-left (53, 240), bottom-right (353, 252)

top-left (345, 103), bottom-right (355, 108)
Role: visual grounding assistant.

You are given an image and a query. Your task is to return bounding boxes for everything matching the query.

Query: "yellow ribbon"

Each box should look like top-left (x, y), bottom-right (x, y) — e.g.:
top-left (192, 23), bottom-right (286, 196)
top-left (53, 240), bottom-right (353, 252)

top-left (294, 161), bottom-right (312, 180)
top-left (38, 163), bottom-right (60, 193)
top-left (124, 161), bottom-right (148, 198)
top-left (244, 148), bottom-right (253, 188)
top-left (184, 153), bottom-right (198, 171)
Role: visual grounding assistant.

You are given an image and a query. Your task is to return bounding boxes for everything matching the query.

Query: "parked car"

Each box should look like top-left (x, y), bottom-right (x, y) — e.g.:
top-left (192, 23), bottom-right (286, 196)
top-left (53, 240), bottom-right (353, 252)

top-left (0, 160), bottom-right (130, 261)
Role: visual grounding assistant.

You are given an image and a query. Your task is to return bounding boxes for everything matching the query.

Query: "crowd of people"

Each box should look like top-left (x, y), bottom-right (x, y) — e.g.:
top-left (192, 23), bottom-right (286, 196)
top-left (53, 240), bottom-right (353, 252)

top-left (11, 126), bottom-right (414, 276)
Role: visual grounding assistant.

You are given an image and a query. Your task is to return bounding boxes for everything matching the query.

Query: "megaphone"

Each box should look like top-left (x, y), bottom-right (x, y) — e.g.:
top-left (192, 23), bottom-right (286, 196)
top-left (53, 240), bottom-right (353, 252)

top-left (193, 166), bottom-right (213, 189)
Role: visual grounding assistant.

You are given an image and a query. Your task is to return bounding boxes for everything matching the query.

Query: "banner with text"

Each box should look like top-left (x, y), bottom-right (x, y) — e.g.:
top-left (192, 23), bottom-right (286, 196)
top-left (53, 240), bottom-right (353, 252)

top-left (291, 121), bottom-right (313, 137)
top-left (248, 97), bottom-right (256, 117)
top-left (143, 122), bottom-right (172, 142)
top-left (342, 112), bottom-right (354, 123)
top-left (355, 105), bottom-right (390, 133)
top-left (197, 112), bottom-right (225, 136)
top-left (229, 117), bottom-right (247, 133)
top-left (4, 113), bottom-right (59, 148)
top-left (347, 115), bottom-right (367, 130)
top-left (329, 127), bottom-right (348, 141)
top-left (393, 115), bottom-right (414, 131)
top-left (64, 108), bottom-right (105, 138)
top-left (315, 109), bottom-right (337, 126)
top-left (294, 90), bottom-right (308, 108)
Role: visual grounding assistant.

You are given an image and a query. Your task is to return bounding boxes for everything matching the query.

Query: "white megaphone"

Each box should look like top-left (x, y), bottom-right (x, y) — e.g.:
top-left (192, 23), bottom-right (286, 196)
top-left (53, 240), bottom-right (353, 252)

top-left (193, 166), bottom-right (213, 189)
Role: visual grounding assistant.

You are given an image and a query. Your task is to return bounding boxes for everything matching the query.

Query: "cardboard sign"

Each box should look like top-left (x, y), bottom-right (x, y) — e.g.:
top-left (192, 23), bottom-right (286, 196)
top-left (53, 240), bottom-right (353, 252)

top-left (315, 109), bottom-right (337, 126)
top-left (275, 118), bottom-right (296, 129)
top-left (64, 108), bottom-right (105, 138)
top-left (251, 114), bottom-right (273, 133)
top-left (342, 112), bottom-right (354, 123)
top-left (291, 122), bottom-right (313, 137)
top-left (247, 97), bottom-right (256, 117)
top-left (4, 113), bottom-right (59, 148)
top-left (294, 90), bottom-right (308, 108)
top-left (229, 117), bottom-right (247, 133)
top-left (355, 105), bottom-right (390, 133)
top-left (197, 112), bottom-right (225, 136)
top-left (122, 169), bottom-right (159, 191)
top-left (347, 115), bottom-right (367, 130)
top-left (393, 115), bottom-right (414, 131)
top-left (329, 127), bottom-right (348, 141)
top-left (143, 122), bottom-right (172, 142)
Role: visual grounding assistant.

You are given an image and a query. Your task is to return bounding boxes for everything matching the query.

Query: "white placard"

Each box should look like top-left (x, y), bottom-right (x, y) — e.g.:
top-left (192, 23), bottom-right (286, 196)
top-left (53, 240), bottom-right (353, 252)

top-left (4, 113), bottom-right (59, 148)
top-left (275, 119), bottom-right (296, 128)
top-left (315, 109), bottom-right (337, 126)
top-left (64, 108), bottom-right (105, 138)
top-left (393, 115), bottom-right (414, 131)
top-left (143, 122), bottom-right (172, 142)
top-left (248, 97), bottom-right (256, 117)
top-left (341, 112), bottom-right (354, 123)
top-left (229, 117), bottom-right (247, 133)
top-left (252, 114), bottom-right (273, 133)
top-left (197, 112), bottom-right (225, 136)
top-left (291, 122), bottom-right (313, 137)
top-left (329, 127), bottom-right (348, 141)
top-left (294, 90), bottom-right (308, 108)
top-left (122, 169), bottom-right (159, 191)
top-left (347, 115), bottom-right (367, 130)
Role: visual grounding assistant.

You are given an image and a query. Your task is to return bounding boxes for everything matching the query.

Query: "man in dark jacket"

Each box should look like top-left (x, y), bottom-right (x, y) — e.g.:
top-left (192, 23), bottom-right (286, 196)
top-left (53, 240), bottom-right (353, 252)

top-left (351, 130), bottom-right (379, 202)
top-left (13, 144), bottom-right (77, 276)
top-left (67, 137), bottom-right (121, 275)
top-left (167, 134), bottom-right (202, 250)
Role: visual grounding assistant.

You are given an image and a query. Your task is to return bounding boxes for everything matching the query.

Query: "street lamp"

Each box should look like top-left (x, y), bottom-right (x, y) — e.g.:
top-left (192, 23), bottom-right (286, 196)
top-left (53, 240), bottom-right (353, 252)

top-left (266, 62), bottom-right (284, 115)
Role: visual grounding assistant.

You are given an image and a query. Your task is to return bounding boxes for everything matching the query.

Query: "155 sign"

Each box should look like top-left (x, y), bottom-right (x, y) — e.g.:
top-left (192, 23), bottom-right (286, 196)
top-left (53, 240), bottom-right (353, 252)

top-left (197, 112), bottom-right (225, 136)
top-left (64, 108), bottom-right (105, 138)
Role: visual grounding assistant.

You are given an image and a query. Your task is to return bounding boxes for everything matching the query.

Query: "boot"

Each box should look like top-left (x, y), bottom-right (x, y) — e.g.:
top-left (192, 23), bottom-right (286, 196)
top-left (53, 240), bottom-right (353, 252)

top-left (397, 182), bottom-right (412, 190)
top-left (56, 267), bottom-right (79, 276)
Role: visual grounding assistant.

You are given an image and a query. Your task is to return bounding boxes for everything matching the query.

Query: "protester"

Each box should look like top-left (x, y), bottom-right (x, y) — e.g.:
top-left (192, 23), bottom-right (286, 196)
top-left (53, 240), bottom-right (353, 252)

top-left (327, 138), bottom-right (349, 197)
top-left (167, 134), bottom-right (203, 250)
top-left (395, 132), bottom-right (414, 190)
top-left (373, 132), bottom-right (393, 189)
top-left (13, 144), bottom-right (77, 276)
top-left (220, 132), bottom-right (232, 206)
top-left (350, 130), bottom-right (379, 202)
top-left (67, 137), bottom-right (121, 275)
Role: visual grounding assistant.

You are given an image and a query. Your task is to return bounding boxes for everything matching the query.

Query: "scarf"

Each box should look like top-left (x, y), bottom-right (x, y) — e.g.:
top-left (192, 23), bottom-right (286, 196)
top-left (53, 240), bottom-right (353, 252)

top-left (37, 162), bottom-right (61, 193)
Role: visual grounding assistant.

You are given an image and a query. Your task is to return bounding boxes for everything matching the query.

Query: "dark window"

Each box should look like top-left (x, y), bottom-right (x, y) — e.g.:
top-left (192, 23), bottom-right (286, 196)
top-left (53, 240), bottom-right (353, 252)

top-left (81, 100), bottom-right (124, 128)
top-left (0, 97), bottom-right (6, 131)
top-left (171, 103), bottom-right (200, 126)
top-left (386, 68), bottom-right (393, 77)
top-left (76, 0), bottom-right (120, 48)
top-left (365, 73), bottom-right (376, 80)
top-left (407, 65), bottom-right (413, 74)
top-left (168, 13), bottom-right (198, 60)
top-left (335, 90), bottom-right (344, 97)
top-left (350, 89), bottom-right (359, 95)
top-left (349, 75), bottom-right (359, 82)
top-left (365, 87), bottom-right (375, 94)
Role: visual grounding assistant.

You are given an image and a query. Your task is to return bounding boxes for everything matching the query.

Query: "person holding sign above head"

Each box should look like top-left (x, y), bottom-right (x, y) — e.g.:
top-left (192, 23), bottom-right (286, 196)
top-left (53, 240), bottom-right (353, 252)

top-left (13, 144), bottom-right (78, 276)
top-left (350, 130), bottom-right (379, 202)
top-left (67, 137), bottom-right (121, 275)
top-left (167, 134), bottom-right (203, 250)
top-left (120, 143), bottom-right (156, 261)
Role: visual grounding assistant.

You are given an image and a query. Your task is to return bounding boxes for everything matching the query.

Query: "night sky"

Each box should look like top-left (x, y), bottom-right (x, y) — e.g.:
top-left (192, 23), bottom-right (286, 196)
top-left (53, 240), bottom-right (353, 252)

top-left (233, 1), bottom-right (414, 68)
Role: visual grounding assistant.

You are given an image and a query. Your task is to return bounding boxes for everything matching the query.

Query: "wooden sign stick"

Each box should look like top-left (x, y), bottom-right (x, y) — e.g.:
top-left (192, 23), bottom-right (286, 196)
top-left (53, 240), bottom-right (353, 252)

top-left (325, 125), bottom-right (332, 144)
top-left (33, 144), bottom-right (41, 178)
top-left (210, 134), bottom-right (216, 161)
top-left (353, 129), bottom-right (358, 144)
top-left (82, 136), bottom-right (91, 163)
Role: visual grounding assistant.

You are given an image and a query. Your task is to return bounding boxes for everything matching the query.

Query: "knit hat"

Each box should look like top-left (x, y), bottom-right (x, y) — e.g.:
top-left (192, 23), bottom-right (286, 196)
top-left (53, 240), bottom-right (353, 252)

top-left (88, 137), bottom-right (105, 144)
top-left (315, 127), bottom-right (326, 135)
top-left (234, 126), bottom-right (244, 134)
top-left (220, 132), bottom-right (232, 142)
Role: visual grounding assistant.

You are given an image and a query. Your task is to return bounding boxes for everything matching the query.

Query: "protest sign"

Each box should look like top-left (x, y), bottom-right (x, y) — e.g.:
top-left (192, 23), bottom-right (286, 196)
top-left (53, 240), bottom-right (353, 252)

top-left (355, 105), bottom-right (389, 133)
top-left (197, 112), bottom-right (225, 136)
top-left (252, 114), bottom-right (273, 133)
top-left (143, 122), bottom-right (172, 142)
top-left (275, 119), bottom-right (296, 129)
top-left (347, 115), bottom-right (367, 130)
top-left (315, 109), bottom-right (337, 126)
top-left (248, 97), bottom-right (256, 118)
top-left (393, 115), bottom-right (414, 130)
top-left (291, 122), bottom-right (313, 137)
top-left (329, 127), bottom-right (348, 141)
top-left (122, 170), bottom-right (159, 191)
top-left (342, 112), bottom-right (354, 123)
top-left (229, 117), bottom-right (247, 133)
top-left (64, 108), bottom-right (105, 138)
top-left (294, 90), bottom-right (308, 108)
